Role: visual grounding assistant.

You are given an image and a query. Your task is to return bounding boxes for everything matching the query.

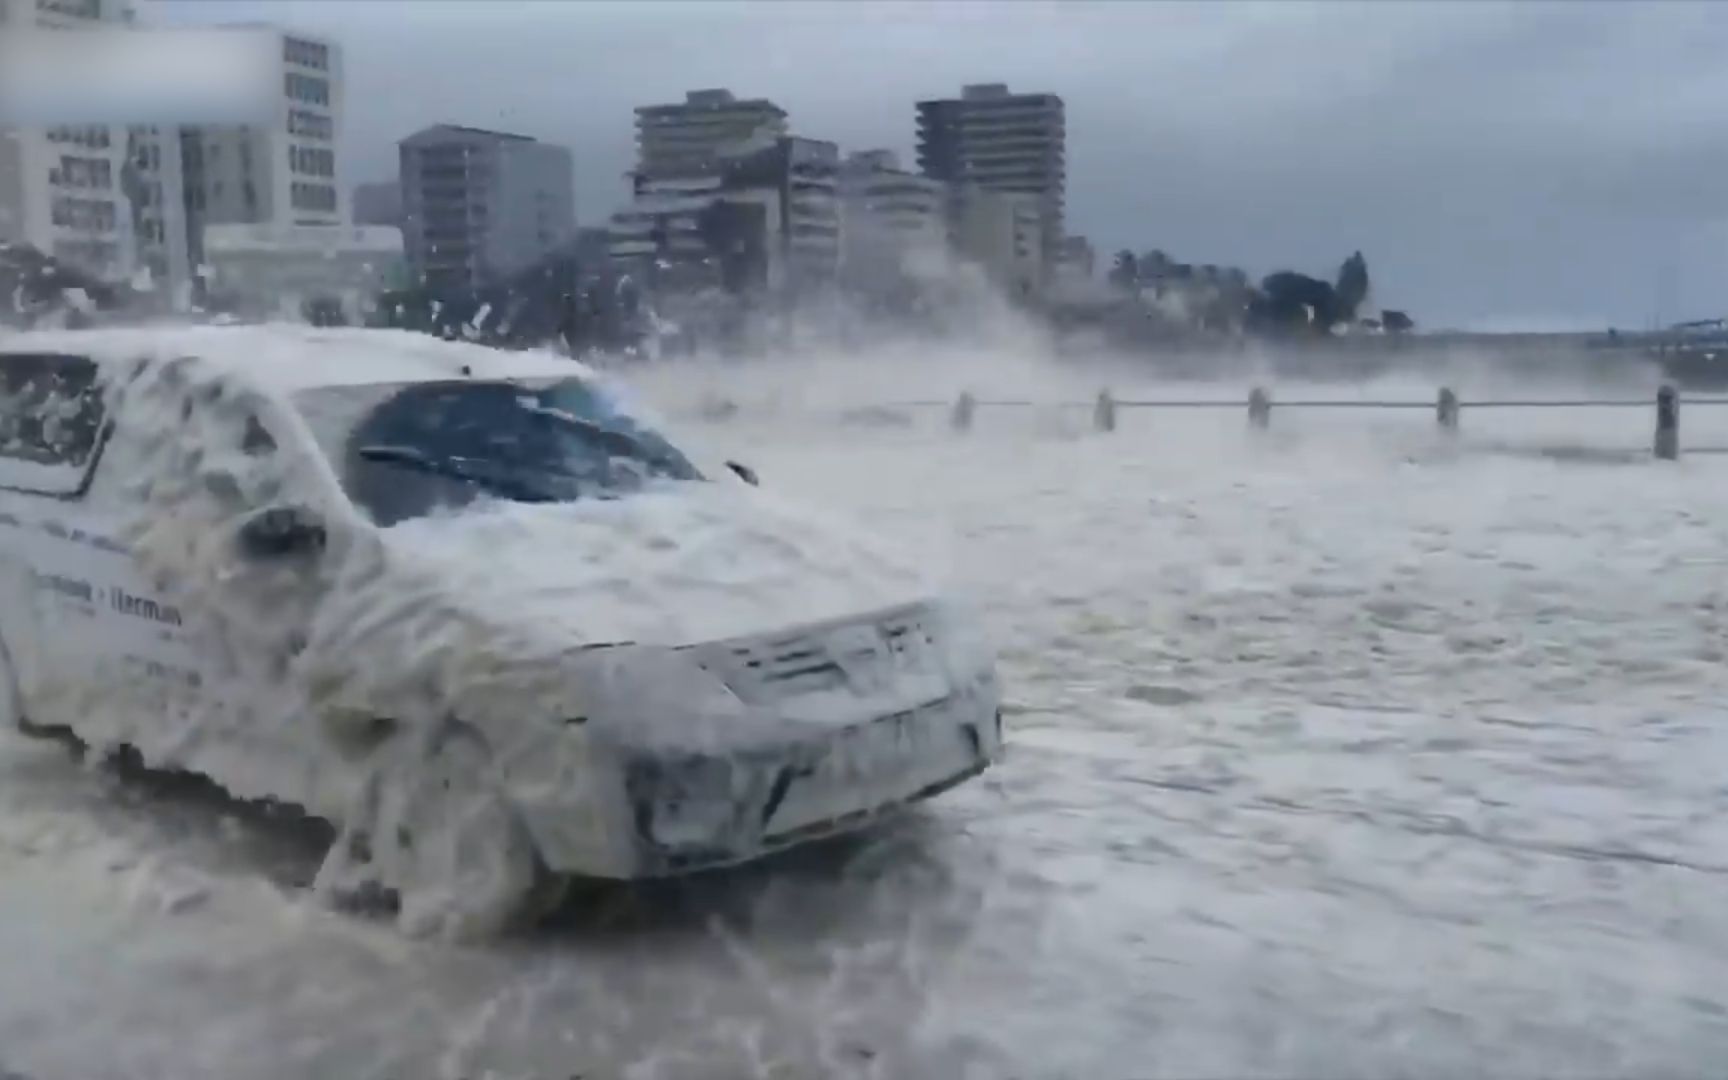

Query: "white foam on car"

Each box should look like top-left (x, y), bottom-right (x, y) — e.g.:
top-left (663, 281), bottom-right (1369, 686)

top-left (0, 323), bottom-right (951, 939)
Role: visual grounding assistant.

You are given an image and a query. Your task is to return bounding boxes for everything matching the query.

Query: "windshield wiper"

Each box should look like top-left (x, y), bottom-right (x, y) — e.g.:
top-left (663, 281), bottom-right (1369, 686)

top-left (526, 408), bottom-right (696, 478)
top-left (355, 444), bottom-right (560, 503)
top-left (529, 409), bottom-right (649, 455)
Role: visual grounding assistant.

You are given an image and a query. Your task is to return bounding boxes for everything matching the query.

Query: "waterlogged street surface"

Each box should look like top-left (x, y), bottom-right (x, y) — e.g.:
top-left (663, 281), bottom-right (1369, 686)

top-left (5, 381), bottom-right (1728, 1079)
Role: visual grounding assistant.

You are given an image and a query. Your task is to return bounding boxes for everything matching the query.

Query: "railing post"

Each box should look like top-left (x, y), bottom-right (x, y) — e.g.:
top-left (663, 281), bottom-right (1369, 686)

top-left (1437, 387), bottom-right (1460, 433)
top-left (951, 390), bottom-right (976, 433)
top-left (1248, 387), bottom-right (1271, 429)
top-left (1094, 389), bottom-right (1117, 433)
top-left (1655, 384), bottom-right (1679, 460)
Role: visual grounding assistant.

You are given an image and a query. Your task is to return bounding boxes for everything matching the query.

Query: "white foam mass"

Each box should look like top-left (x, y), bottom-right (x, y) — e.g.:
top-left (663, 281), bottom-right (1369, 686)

top-left (0, 325), bottom-right (950, 939)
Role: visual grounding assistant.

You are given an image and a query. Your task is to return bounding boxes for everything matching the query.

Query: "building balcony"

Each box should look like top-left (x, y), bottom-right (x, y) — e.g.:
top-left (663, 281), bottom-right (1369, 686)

top-left (962, 165), bottom-right (1065, 181)
top-left (960, 143), bottom-right (1066, 160)
top-left (954, 111), bottom-right (1063, 127)
top-left (957, 138), bottom-right (1065, 155)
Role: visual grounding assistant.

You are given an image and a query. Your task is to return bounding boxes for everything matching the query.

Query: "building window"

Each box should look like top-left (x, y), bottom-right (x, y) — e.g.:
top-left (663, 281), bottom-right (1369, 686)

top-left (50, 239), bottom-right (119, 271)
top-left (284, 73), bottom-right (330, 107)
top-left (37, 0), bottom-right (102, 20)
top-left (288, 109), bottom-right (332, 141)
top-left (50, 126), bottom-right (110, 149)
top-left (50, 196), bottom-right (117, 232)
top-left (288, 145), bottom-right (335, 178)
top-left (53, 156), bottom-right (112, 190)
top-left (283, 37), bottom-right (330, 72)
top-left (290, 182), bottom-right (336, 212)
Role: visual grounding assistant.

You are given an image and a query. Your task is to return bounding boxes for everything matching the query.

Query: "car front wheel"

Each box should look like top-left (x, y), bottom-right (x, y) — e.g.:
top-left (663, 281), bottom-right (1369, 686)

top-left (317, 721), bottom-right (566, 940)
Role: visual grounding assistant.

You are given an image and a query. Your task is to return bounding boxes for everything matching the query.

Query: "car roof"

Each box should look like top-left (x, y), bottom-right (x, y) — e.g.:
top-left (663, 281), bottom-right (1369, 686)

top-left (0, 323), bottom-right (596, 393)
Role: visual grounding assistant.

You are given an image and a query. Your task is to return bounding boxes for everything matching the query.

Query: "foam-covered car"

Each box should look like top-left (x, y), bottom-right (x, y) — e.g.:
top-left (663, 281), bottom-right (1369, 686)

top-left (0, 326), bottom-right (1002, 937)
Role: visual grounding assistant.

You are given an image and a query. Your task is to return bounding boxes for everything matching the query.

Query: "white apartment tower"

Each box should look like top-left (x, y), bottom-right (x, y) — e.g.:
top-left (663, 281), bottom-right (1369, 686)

top-left (916, 83), bottom-right (1066, 274)
top-left (609, 134), bottom-right (838, 300)
top-left (0, 0), bottom-right (148, 281)
top-left (181, 25), bottom-right (345, 270)
top-left (398, 124), bottom-right (576, 293)
top-left (0, 11), bottom-right (340, 301)
top-left (840, 150), bottom-right (947, 252)
top-left (633, 89), bottom-right (788, 179)
top-left (951, 184), bottom-right (1044, 302)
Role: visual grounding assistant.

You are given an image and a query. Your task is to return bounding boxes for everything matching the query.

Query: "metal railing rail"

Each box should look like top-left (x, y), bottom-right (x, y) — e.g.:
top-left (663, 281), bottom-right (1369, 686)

top-left (927, 385), bottom-right (1728, 460)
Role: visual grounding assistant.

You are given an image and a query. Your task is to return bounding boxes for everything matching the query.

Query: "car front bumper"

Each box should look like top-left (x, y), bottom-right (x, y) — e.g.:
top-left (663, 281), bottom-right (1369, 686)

top-left (556, 683), bottom-right (1002, 879)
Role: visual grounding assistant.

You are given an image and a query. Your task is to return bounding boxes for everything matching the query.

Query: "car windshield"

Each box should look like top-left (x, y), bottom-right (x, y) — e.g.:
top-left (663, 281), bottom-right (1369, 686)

top-left (335, 377), bottom-right (703, 526)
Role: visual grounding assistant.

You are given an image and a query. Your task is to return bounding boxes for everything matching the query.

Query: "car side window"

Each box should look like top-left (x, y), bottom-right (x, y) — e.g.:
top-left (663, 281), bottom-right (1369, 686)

top-left (0, 353), bottom-right (106, 497)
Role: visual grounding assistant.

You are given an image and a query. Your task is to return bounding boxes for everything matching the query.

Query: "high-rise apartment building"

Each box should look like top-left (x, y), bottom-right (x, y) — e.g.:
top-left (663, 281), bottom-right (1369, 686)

top-left (398, 124), bottom-right (575, 293)
top-left (839, 149), bottom-right (947, 253)
top-left (633, 89), bottom-right (787, 179)
top-left (610, 135), bottom-right (839, 298)
top-left (123, 123), bottom-right (191, 299)
top-left (180, 25), bottom-right (345, 271)
top-left (916, 83), bottom-right (1065, 272)
top-left (838, 149), bottom-right (948, 296)
top-left (950, 183), bottom-right (1044, 302)
top-left (0, 0), bottom-right (146, 281)
top-left (0, 11), bottom-right (374, 310)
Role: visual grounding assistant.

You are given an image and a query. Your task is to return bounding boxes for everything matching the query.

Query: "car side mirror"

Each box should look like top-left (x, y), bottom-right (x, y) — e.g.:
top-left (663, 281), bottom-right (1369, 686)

top-left (726, 461), bottom-right (759, 486)
top-left (238, 505), bottom-right (327, 560)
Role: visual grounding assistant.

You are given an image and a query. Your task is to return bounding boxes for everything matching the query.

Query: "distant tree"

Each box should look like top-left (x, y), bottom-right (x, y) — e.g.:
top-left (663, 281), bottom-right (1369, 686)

top-left (1334, 251), bottom-right (1370, 322)
top-left (1108, 250), bottom-right (1138, 291)
top-left (1382, 309), bottom-right (1414, 334)
top-left (1251, 270), bottom-right (1338, 336)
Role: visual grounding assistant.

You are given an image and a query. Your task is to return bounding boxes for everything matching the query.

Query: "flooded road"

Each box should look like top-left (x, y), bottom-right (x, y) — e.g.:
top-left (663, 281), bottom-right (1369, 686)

top-left (5, 393), bottom-right (1728, 1078)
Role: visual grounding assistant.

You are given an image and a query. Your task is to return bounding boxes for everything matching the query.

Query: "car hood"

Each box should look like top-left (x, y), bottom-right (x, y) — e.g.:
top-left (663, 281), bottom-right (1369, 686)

top-left (295, 482), bottom-right (940, 717)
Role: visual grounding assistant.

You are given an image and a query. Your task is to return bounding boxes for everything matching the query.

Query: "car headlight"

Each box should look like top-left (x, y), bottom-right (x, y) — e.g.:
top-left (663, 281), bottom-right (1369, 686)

top-left (622, 749), bottom-right (760, 855)
top-left (564, 645), bottom-right (792, 754)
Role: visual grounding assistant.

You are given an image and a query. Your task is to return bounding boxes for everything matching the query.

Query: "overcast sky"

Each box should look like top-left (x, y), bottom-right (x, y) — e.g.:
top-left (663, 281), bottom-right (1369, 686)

top-left (150, 0), bottom-right (1727, 331)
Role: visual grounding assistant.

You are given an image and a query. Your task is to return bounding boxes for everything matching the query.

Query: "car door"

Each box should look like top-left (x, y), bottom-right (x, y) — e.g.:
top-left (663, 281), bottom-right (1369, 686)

top-left (0, 351), bottom-right (179, 739)
top-left (98, 362), bottom-right (363, 810)
top-left (67, 373), bottom-right (234, 753)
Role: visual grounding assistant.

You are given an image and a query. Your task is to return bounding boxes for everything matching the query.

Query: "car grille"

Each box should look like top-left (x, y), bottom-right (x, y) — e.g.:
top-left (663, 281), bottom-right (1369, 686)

top-left (695, 607), bottom-right (937, 703)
